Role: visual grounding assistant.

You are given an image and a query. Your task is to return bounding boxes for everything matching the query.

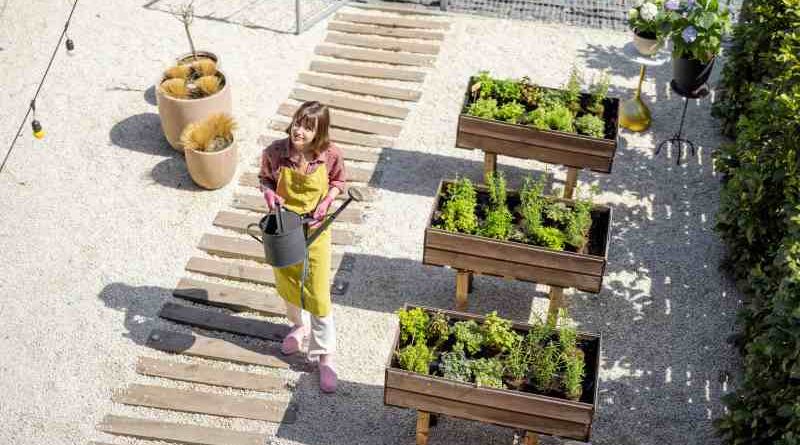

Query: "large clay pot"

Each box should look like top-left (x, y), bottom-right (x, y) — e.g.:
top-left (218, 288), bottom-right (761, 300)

top-left (185, 140), bottom-right (238, 189)
top-left (632, 30), bottom-right (662, 56)
top-left (156, 69), bottom-right (232, 152)
top-left (672, 56), bottom-right (715, 94)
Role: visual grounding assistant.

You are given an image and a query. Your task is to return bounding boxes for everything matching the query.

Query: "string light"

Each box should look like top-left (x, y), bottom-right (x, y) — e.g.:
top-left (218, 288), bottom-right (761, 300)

top-left (0, 0), bottom-right (78, 175)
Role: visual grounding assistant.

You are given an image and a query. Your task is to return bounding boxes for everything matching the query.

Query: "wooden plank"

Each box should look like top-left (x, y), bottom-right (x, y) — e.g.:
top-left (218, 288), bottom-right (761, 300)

top-left (278, 102), bottom-right (402, 137)
top-left (159, 302), bottom-right (290, 342)
top-left (214, 211), bottom-right (358, 244)
top-left (315, 44), bottom-right (436, 67)
top-left (257, 133), bottom-right (385, 162)
top-left (326, 31), bottom-right (441, 55)
top-left (146, 329), bottom-right (294, 369)
top-left (113, 384), bottom-right (296, 423)
top-left (174, 277), bottom-right (286, 316)
top-left (297, 72), bottom-right (422, 102)
top-left (270, 117), bottom-right (393, 148)
top-left (334, 12), bottom-right (450, 29)
top-left (197, 233), bottom-right (345, 269)
top-left (424, 247), bottom-right (602, 293)
top-left (347, 2), bottom-right (447, 16)
top-left (186, 256), bottom-right (276, 286)
top-left (311, 60), bottom-right (426, 82)
top-left (97, 415), bottom-right (265, 445)
top-left (455, 270), bottom-right (470, 311)
top-left (136, 356), bottom-right (285, 392)
top-left (416, 411), bottom-right (431, 445)
top-left (291, 87), bottom-right (409, 119)
top-left (328, 21), bottom-right (445, 40)
top-left (230, 186), bottom-right (368, 218)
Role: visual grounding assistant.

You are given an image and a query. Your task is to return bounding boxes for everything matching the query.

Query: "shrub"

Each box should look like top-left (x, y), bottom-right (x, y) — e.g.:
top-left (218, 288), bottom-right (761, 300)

top-left (575, 114), bottom-right (605, 138)
top-left (467, 98), bottom-right (499, 119)
top-left (439, 178), bottom-right (479, 234)
top-left (397, 307), bottom-right (430, 345)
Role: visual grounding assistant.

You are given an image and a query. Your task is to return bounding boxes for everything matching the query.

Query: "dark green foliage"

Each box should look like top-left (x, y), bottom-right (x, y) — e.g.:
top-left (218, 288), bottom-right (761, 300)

top-left (503, 335), bottom-right (531, 384)
top-left (479, 172), bottom-right (514, 240)
top-left (397, 307), bottom-right (429, 345)
top-left (470, 358), bottom-right (504, 388)
top-left (467, 98), bottom-right (498, 119)
top-left (564, 186), bottom-right (596, 250)
top-left (428, 311), bottom-right (451, 350)
top-left (396, 342), bottom-right (434, 374)
top-left (495, 101), bottom-right (526, 123)
top-left (452, 320), bottom-right (484, 356)
top-left (495, 79), bottom-right (522, 102)
top-left (530, 341), bottom-right (560, 392)
top-left (480, 311), bottom-right (518, 354)
top-left (438, 178), bottom-right (478, 234)
top-left (440, 350), bottom-right (471, 382)
top-left (562, 348), bottom-right (585, 401)
top-left (575, 114), bottom-right (605, 139)
top-left (709, 1), bottom-right (800, 443)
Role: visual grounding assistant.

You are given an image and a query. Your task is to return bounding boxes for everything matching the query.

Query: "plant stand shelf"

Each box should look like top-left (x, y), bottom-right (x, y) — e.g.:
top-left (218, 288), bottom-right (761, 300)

top-left (655, 80), bottom-right (709, 165)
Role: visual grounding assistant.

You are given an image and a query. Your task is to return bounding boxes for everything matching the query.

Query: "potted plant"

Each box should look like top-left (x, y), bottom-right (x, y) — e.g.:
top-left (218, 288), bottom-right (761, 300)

top-left (385, 305), bottom-right (602, 441)
top-left (156, 1), bottom-right (231, 152)
top-left (423, 174), bottom-right (612, 293)
top-left (627, 0), bottom-right (668, 55)
top-left (456, 69), bottom-right (620, 173)
top-left (180, 113), bottom-right (238, 189)
top-left (174, 1), bottom-right (219, 65)
top-left (665, 0), bottom-right (732, 92)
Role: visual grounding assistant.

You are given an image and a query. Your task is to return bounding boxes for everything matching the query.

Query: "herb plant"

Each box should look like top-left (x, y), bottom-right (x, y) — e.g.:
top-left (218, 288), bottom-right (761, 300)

top-left (438, 178), bottom-right (478, 235)
top-left (467, 98), bottom-right (499, 119)
top-left (495, 101), bottom-right (526, 123)
top-left (479, 172), bottom-right (514, 240)
top-left (440, 350), bottom-right (471, 382)
top-left (428, 311), bottom-right (451, 350)
top-left (562, 66), bottom-right (583, 114)
top-left (452, 320), bottom-right (484, 356)
top-left (495, 79), bottom-right (522, 102)
top-left (563, 186), bottom-right (596, 250)
top-left (396, 342), bottom-right (434, 375)
top-left (503, 335), bottom-right (532, 387)
top-left (481, 311), bottom-right (518, 354)
top-left (397, 307), bottom-right (430, 345)
top-left (470, 358), bottom-right (504, 388)
top-left (588, 72), bottom-right (610, 116)
top-left (575, 114), bottom-right (606, 138)
top-left (473, 71), bottom-right (497, 100)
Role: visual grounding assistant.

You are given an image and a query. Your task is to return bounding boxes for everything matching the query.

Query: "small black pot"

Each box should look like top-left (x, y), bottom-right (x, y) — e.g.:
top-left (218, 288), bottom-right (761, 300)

top-left (672, 56), bottom-right (715, 94)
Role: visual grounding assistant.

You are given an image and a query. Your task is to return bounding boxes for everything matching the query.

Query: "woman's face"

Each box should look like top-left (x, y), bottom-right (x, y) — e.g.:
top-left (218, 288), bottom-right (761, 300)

top-left (290, 118), bottom-right (317, 151)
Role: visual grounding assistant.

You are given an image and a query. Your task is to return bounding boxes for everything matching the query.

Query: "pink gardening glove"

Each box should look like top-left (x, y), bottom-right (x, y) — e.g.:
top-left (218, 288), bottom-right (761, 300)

top-left (263, 188), bottom-right (285, 212)
top-left (310, 196), bottom-right (335, 229)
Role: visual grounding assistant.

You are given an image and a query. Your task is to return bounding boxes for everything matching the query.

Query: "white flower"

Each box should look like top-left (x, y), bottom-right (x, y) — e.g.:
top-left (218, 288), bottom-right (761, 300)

top-left (628, 8), bottom-right (639, 19)
top-left (633, 0), bottom-right (645, 7)
top-left (640, 2), bottom-right (658, 20)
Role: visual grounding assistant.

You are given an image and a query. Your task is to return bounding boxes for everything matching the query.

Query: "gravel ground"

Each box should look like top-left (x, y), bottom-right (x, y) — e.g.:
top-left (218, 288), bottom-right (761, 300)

top-left (0, 2), bottom-right (741, 445)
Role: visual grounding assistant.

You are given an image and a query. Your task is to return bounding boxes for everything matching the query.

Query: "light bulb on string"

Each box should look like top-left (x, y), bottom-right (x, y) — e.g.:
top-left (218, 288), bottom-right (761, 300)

top-left (65, 36), bottom-right (75, 54)
top-left (30, 100), bottom-right (44, 140)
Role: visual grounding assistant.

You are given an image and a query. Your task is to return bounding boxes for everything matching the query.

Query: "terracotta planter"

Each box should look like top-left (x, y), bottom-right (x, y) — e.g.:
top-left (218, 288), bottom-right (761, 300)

top-left (176, 50), bottom-right (219, 66)
top-left (185, 140), bottom-right (238, 189)
top-left (156, 69), bottom-right (232, 152)
top-left (385, 305), bottom-right (602, 441)
top-left (423, 180), bottom-right (612, 293)
top-left (672, 56), bottom-right (715, 94)
top-left (632, 30), bottom-right (662, 56)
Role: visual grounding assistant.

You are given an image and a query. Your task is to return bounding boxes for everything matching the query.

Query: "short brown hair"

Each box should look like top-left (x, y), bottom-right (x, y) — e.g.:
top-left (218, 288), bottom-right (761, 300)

top-left (285, 101), bottom-right (331, 156)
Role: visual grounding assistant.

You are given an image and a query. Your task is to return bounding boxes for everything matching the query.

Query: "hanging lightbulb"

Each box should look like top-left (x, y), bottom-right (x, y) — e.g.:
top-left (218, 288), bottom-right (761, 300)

top-left (31, 119), bottom-right (45, 139)
top-left (65, 37), bottom-right (74, 52)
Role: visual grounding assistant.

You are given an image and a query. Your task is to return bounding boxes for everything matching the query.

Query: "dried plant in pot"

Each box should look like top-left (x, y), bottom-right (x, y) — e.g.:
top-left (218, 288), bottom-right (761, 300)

top-left (173, 1), bottom-right (219, 66)
top-left (156, 57), bottom-right (232, 152)
top-left (180, 113), bottom-right (238, 189)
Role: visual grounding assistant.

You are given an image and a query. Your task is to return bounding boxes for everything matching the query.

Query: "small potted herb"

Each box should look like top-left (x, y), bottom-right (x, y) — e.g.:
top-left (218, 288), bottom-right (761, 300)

top-left (665, 0), bottom-right (732, 93)
top-left (627, 0), bottom-right (668, 56)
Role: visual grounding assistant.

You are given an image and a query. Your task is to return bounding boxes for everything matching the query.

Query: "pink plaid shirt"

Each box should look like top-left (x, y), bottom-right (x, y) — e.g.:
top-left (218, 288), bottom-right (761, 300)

top-left (258, 138), bottom-right (347, 194)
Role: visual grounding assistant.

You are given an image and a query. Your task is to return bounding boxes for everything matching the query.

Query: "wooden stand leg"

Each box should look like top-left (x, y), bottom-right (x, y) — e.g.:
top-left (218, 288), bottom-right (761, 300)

top-left (468, 272), bottom-right (475, 294)
top-left (547, 286), bottom-right (564, 325)
top-left (455, 270), bottom-right (471, 311)
top-left (563, 167), bottom-right (578, 199)
top-left (524, 431), bottom-right (539, 445)
top-left (484, 152), bottom-right (497, 179)
top-left (416, 410), bottom-right (431, 445)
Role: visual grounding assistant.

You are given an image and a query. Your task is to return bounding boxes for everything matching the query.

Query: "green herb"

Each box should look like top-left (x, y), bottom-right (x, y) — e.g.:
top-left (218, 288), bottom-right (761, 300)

top-left (440, 350), bottom-right (471, 382)
top-left (530, 341), bottom-right (560, 392)
top-left (519, 175), bottom-right (547, 233)
top-left (428, 310), bottom-right (451, 350)
top-left (396, 307), bottom-right (429, 345)
top-left (396, 341), bottom-right (434, 374)
top-left (575, 114), bottom-right (605, 138)
top-left (438, 178), bottom-right (478, 235)
top-left (587, 72), bottom-right (610, 116)
top-left (544, 201), bottom-right (572, 225)
top-left (518, 76), bottom-right (543, 108)
top-left (452, 320), bottom-right (484, 356)
top-left (479, 171), bottom-right (514, 240)
top-left (563, 186), bottom-right (597, 250)
top-left (473, 71), bottom-right (496, 100)
top-left (470, 358), bottom-right (504, 388)
top-left (503, 335), bottom-right (532, 384)
top-left (531, 226), bottom-right (566, 250)
top-left (562, 348), bottom-right (585, 401)
top-left (495, 101), bottom-right (526, 123)
top-left (495, 79), bottom-right (522, 102)
top-left (467, 98), bottom-right (499, 119)
top-left (562, 65), bottom-right (583, 114)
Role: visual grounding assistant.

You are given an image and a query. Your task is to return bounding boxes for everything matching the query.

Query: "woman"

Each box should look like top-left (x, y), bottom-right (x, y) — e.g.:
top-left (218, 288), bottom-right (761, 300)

top-left (258, 101), bottom-right (346, 393)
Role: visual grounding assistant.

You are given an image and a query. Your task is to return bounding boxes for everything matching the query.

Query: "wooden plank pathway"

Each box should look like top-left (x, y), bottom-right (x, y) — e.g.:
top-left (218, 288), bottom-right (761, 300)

top-left (94, 3), bottom-right (452, 443)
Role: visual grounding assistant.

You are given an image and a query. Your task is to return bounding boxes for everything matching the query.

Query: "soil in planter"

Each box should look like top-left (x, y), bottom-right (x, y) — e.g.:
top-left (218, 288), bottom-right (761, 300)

top-left (433, 188), bottom-right (610, 257)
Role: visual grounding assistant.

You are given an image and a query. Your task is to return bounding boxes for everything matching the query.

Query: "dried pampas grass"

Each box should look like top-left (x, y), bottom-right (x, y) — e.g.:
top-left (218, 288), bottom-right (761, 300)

top-left (163, 64), bottom-right (191, 80)
top-left (195, 75), bottom-right (221, 97)
top-left (191, 58), bottom-right (217, 77)
top-left (181, 113), bottom-right (237, 152)
top-left (160, 78), bottom-right (189, 99)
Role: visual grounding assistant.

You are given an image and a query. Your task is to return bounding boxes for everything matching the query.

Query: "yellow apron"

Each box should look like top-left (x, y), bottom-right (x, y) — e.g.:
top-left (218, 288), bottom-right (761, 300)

top-left (274, 166), bottom-right (332, 317)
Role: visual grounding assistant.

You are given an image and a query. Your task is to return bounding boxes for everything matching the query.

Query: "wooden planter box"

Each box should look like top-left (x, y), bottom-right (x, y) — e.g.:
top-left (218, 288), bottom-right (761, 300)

top-left (456, 77), bottom-right (621, 174)
top-left (423, 180), bottom-right (612, 293)
top-left (384, 305), bottom-right (602, 441)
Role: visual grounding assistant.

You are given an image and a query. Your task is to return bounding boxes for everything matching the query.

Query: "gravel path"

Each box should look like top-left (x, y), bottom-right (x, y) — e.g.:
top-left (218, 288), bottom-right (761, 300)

top-left (0, 2), bottom-right (741, 445)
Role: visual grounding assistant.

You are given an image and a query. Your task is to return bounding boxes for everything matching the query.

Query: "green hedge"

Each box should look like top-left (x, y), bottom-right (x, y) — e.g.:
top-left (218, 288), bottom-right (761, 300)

top-left (712, 0), bottom-right (800, 443)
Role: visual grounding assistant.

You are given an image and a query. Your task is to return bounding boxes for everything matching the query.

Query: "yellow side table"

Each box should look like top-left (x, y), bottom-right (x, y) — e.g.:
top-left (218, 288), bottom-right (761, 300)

top-left (620, 42), bottom-right (669, 132)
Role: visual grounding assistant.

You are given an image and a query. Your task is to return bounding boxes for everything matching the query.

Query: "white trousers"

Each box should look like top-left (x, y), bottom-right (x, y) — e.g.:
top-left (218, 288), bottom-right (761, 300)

top-left (285, 301), bottom-right (336, 357)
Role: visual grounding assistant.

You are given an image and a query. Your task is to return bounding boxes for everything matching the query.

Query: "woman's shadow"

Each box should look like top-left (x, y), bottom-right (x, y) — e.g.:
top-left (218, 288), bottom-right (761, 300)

top-left (98, 282), bottom-right (173, 346)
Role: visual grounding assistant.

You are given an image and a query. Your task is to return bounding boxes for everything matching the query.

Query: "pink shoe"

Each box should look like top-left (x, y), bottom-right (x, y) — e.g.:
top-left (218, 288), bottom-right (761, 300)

top-left (319, 355), bottom-right (337, 393)
top-left (281, 325), bottom-right (307, 355)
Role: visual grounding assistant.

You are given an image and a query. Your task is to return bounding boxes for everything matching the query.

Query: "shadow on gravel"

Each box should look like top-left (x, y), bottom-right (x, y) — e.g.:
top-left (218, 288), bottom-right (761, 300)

top-left (98, 282), bottom-right (172, 346)
top-left (144, 85), bottom-right (157, 106)
top-left (109, 112), bottom-right (199, 190)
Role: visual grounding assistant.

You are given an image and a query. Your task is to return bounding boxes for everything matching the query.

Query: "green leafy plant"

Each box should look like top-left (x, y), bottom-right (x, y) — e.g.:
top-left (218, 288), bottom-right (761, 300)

top-left (557, 310), bottom-right (585, 401)
top-left (452, 320), bottom-right (484, 356)
top-left (467, 98), bottom-right (499, 119)
top-left (470, 358), bottom-right (504, 388)
top-left (495, 79), bottom-right (522, 102)
top-left (396, 341), bottom-right (434, 374)
top-left (440, 350), bottom-right (472, 382)
top-left (588, 72), bottom-right (610, 116)
top-left (503, 335), bottom-right (532, 388)
top-left (520, 175), bottom-right (548, 233)
top-left (665, 0), bottom-right (732, 63)
top-left (575, 114), bottom-right (606, 138)
top-left (562, 65), bottom-right (583, 114)
top-left (495, 101), bottom-right (526, 123)
top-left (479, 172), bottom-right (514, 240)
top-left (397, 307), bottom-right (430, 345)
top-left (564, 186), bottom-right (597, 250)
top-left (428, 311), bottom-right (451, 350)
top-left (481, 311), bottom-right (518, 354)
top-left (531, 226), bottom-right (566, 250)
top-left (519, 76), bottom-right (543, 108)
top-left (544, 201), bottom-right (572, 225)
top-left (529, 341), bottom-right (561, 392)
top-left (628, 0), bottom-right (668, 37)
top-left (438, 178), bottom-right (479, 235)
top-left (472, 71), bottom-right (497, 100)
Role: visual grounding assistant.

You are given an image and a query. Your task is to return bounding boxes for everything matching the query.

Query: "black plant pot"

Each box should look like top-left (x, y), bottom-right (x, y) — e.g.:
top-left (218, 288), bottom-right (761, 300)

top-left (672, 56), bottom-right (715, 94)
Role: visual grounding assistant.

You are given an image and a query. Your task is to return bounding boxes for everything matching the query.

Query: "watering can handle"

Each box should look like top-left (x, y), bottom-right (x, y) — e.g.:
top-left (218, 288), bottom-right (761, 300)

top-left (275, 202), bottom-right (285, 234)
top-left (246, 223), bottom-right (263, 244)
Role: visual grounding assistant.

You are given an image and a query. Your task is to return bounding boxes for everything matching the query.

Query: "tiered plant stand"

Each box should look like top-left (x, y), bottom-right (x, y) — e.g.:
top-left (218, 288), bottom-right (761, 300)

top-left (448, 77), bottom-right (620, 315)
top-left (384, 306), bottom-right (602, 445)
